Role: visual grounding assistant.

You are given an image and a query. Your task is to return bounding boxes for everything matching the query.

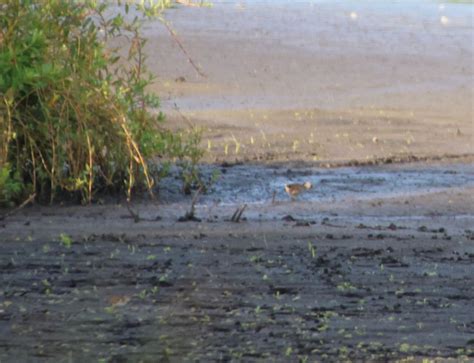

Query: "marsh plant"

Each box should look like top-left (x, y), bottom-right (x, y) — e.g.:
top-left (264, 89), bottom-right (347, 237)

top-left (0, 0), bottom-right (203, 205)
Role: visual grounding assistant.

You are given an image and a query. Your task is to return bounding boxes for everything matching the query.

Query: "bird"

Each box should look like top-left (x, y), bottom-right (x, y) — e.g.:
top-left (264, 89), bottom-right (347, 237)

top-left (285, 181), bottom-right (312, 201)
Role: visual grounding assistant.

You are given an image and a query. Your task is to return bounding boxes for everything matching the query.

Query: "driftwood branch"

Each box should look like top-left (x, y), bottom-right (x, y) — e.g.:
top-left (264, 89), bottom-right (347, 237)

top-left (0, 193), bottom-right (36, 221)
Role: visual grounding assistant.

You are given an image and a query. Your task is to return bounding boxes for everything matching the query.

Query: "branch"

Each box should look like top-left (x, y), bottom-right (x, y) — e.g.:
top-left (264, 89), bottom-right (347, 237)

top-left (231, 204), bottom-right (247, 223)
top-left (126, 203), bottom-right (141, 223)
top-left (0, 193), bottom-right (36, 221)
top-left (173, 102), bottom-right (194, 128)
top-left (160, 17), bottom-right (206, 78)
top-left (178, 186), bottom-right (203, 222)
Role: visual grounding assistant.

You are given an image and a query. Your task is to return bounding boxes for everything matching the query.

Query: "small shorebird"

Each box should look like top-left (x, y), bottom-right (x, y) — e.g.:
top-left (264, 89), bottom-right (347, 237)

top-left (285, 181), bottom-right (312, 201)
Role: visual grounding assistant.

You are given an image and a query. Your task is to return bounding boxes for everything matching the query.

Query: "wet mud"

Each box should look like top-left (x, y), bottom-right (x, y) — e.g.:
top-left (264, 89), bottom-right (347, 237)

top-left (1, 162), bottom-right (474, 362)
top-left (185, 161), bottom-right (474, 205)
top-left (1, 0), bottom-right (474, 361)
top-left (1, 219), bottom-right (474, 361)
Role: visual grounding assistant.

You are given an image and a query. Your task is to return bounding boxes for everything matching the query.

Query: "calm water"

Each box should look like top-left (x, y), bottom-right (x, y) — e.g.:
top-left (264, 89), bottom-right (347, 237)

top-left (160, 163), bottom-right (474, 205)
top-left (211, 0), bottom-right (473, 24)
top-left (152, 0), bottom-right (473, 113)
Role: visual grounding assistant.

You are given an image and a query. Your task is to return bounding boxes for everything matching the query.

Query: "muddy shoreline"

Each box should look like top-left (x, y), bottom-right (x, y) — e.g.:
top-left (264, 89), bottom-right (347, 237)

top-left (1, 162), bottom-right (474, 362)
top-left (1, 0), bottom-right (473, 361)
top-left (150, 1), bottom-right (472, 167)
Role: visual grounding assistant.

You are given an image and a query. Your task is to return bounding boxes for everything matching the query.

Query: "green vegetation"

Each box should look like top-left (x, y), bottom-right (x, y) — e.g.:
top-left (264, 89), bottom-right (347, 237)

top-left (0, 163), bottom-right (24, 207)
top-left (59, 232), bottom-right (72, 248)
top-left (0, 0), bottom-right (203, 206)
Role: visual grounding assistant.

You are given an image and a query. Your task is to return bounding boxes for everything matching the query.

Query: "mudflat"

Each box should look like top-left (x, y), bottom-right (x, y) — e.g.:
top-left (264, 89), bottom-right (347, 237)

top-left (1, 180), bottom-right (473, 361)
top-left (149, 1), bottom-right (472, 164)
top-left (1, 1), bottom-right (473, 362)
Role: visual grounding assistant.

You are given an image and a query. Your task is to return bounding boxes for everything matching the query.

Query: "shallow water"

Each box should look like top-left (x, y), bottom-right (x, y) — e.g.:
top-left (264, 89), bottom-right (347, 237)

top-left (149, 1), bottom-right (474, 206)
top-left (151, 0), bottom-right (472, 116)
top-left (161, 162), bottom-right (474, 205)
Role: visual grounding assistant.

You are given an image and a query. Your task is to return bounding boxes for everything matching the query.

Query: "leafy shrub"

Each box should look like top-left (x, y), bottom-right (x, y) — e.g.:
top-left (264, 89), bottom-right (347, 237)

top-left (0, 0), bottom-right (202, 205)
top-left (0, 163), bottom-right (24, 207)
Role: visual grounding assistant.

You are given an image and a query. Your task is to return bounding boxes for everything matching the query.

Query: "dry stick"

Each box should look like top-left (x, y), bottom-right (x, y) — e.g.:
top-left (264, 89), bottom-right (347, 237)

top-left (230, 206), bottom-right (241, 221)
top-left (173, 102), bottom-right (195, 128)
top-left (126, 203), bottom-right (140, 223)
top-left (119, 117), bottom-right (155, 199)
top-left (30, 145), bottom-right (37, 194)
top-left (235, 204), bottom-right (247, 222)
top-left (50, 124), bottom-right (56, 204)
top-left (1, 96), bottom-right (12, 166)
top-left (85, 132), bottom-right (93, 204)
top-left (161, 18), bottom-right (206, 78)
top-left (231, 204), bottom-right (247, 222)
top-left (0, 193), bottom-right (36, 221)
top-left (230, 208), bottom-right (238, 221)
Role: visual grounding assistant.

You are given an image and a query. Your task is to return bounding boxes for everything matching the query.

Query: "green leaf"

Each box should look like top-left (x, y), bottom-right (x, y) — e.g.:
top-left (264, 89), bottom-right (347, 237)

top-left (59, 233), bottom-right (73, 248)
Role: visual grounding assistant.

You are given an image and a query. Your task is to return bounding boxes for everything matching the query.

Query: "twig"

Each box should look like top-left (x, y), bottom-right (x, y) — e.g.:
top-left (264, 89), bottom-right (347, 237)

top-left (231, 204), bottom-right (247, 223)
top-left (173, 102), bottom-right (194, 128)
top-left (160, 17), bottom-right (206, 78)
top-left (118, 116), bottom-right (155, 199)
top-left (178, 186), bottom-right (203, 222)
top-left (235, 204), bottom-right (247, 222)
top-left (230, 207), bottom-right (240, 221)
top-left (0, 193), bottom-right (36, 221)
top-left (126, 203), bottom-right (140, 223)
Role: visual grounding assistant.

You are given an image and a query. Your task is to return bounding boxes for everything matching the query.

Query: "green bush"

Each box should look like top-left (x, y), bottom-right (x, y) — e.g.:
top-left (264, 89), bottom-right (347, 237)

top-left (0, 163), bottom-right (24, 207)
top-left (0, 0), bottom-right (202, 205)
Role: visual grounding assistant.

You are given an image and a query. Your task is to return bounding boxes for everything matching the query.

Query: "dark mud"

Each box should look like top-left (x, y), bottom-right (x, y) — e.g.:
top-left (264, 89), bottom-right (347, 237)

top-left (1, 224), bottom-right (473, 362)
top-left (1, 161), bottom-right (473, 362)
top-left (2, 0), bottom-right (473, 359)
